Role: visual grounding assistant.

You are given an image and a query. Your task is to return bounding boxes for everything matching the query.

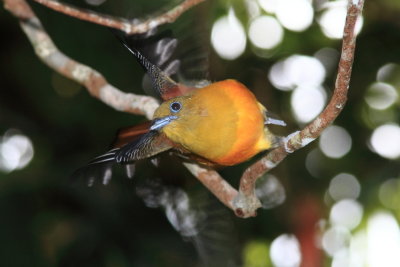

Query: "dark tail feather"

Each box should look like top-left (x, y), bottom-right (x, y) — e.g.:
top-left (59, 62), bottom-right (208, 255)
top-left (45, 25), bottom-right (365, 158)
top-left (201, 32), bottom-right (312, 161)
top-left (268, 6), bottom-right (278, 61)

top-left (87, 148), bottom-right (119, 165)
top-left (72, 148), bottom-right (119, 187)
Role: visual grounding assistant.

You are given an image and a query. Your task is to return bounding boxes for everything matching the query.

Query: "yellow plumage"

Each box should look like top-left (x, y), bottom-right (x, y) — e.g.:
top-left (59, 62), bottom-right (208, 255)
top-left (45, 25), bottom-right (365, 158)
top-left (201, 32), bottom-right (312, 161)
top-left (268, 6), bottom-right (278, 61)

top-left (153, 79), bottom-right (273, 165)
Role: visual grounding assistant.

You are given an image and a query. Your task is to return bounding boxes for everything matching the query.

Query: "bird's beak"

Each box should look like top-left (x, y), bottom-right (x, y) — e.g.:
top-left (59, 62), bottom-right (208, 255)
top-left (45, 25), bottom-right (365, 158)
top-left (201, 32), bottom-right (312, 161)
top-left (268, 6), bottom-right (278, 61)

top-left (150, 115), bottom-right (178, 131)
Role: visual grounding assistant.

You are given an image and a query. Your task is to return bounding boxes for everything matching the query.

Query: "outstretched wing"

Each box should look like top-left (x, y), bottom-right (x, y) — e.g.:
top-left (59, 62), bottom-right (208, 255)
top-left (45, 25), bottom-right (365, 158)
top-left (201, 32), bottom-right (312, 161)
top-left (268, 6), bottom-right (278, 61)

top-left (114, 30), bottom-right (193, 100)
top-left (112, 121), bottom-right (153, 148)
top-left (119, 39), bottom-right (181, 100)
top-left (113, 7), bottom-right (210, 99)
top-left (73, 123), bottom-right (174, 186)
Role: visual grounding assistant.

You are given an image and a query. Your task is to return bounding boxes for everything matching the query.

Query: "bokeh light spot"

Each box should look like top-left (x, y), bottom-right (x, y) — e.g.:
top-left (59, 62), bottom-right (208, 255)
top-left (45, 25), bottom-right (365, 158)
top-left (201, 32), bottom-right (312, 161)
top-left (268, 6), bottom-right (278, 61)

top-left (367, 211), bottom-right (400, 267)
top-left (291, 86), bottom-right (326, 123)
top-left (330, 199), bottom-right (363, 230)
top-left (370, 124), bottom-right (400, 159)
top-left (329, 173), bottom-right (361, 201)
top-left (322, 226), bottom-right (351, 257)
top-left (377, 63), bottom-right (400, 87)
top-left (270, 234), bottom-right (301, 267)
top-left (348, 230), bottom-right (368, 267)
top-left (365, 82), bottom-right (398, 110)
top-left (269, 55), bottom-right (326, 91)
top-left (379, 178), bottom-right (400, 210)
top-left (243, 240), bottom-right (270, 267)
top-left (249, 16), bottom-right (283, 50)
top-left (314, 47), bottom-right (340, 75)
top-left (331, 249), bottom-right (350, 267)
top-left (319, 1), bottom-right (363, 39)
top-left (319, 125), bottom-right (352, 158)
top-left (211, 9), bottom-right (246, 60)
top-left (255, 174), bottom-right (286, 209)
top-left (0, 130), bottom-right (34, 173)
top-left (275, 0), bottom-right (314, 32)
top-left (286, 55), bottom-right (326, 87)
top-left (258, 0), bottom-right (279, 13)
top-left (268, 60), bottom-right (293, 91)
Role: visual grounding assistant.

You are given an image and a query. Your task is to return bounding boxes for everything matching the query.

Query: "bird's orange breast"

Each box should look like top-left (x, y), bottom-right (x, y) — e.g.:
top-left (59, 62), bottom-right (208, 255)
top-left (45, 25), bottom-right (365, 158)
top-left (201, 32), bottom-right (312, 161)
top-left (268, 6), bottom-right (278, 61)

top-left (160, 79), bottom-right (272, 166)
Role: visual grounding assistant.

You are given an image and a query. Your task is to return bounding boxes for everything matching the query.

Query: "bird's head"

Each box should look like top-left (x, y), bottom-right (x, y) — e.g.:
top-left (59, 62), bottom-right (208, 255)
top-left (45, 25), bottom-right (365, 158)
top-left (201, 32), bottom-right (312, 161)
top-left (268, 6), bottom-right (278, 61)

top-left (151, 95), bottom-right (194, 131)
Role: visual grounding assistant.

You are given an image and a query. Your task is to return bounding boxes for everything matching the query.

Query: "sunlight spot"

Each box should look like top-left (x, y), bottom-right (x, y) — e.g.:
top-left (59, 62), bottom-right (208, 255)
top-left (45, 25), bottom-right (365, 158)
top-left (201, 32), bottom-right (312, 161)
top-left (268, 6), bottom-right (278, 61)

top-left (249, 16), bottom-right (283, 49)
top-left (268, 60), bottom-right (293, 91)
top-left (258, 0), bottom-right (279, 13)
top-left (270, 234), bottom-right (301, 267)
top-left (269, 55), bottom-right (326, 91)
top-left (348, 230), bottom-right (367, 267)
top-left (256, 174), bottom-right (286, 209)
top-left (291, 86), bottom-right (326, 123)
top-left (319, 1), bottom-right (363, 39)
top-left (332, 249), bottom-right (350, 267)
top-left (286, 55), bottom-right (326, 87)
top-left (276, 0), bottom-right (314, 32)
top-left (243, 241), bottom-right (270, 267)
top-left (0, 130), bottom-right (34, 173)
top-left (365, 82), bottom-right (398, 110)
top-left (377, 63), bottom-right (400, 86)
top-left (367, 211), bottom-right (400, 267)
top-left (329, 173), bottom-right (361, 201)
top-left (319, 125), bottom-right (352, 158)
top-left (245, 0), bottom-right (261, 19)
top-left (314, 47), bottom-right (340, 75)
top-left (370, 124), bottom-right (400, 159)
top-left (211, 8), bottom-right (246, 60)
top-left (330, 199), bottom-right (363, 230)
top-left (322, 226), bottom-right (351, 257)
top-left (379, 178), bottom-right (400, 210)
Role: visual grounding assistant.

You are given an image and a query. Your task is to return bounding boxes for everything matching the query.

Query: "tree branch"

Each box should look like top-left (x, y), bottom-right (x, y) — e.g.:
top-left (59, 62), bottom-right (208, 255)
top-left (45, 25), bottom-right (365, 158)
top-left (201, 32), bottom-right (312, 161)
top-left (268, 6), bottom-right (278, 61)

top-left (3, 0), bottom-right (365, 218)
top-left (2, 0), bottom-right (235, 217)
top-left (233, 0), bottom-right (365, 217)
top-left (3, 0), bottom-right (159, 119)
top-left (31, 0), bottom-right (205, 34)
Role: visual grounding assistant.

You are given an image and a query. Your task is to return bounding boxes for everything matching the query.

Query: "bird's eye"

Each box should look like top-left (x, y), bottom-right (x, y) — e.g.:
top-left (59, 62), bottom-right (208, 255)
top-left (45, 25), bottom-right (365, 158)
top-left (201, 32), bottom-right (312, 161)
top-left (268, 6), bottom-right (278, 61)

top-left (170, 101), bottom-right (182, 113)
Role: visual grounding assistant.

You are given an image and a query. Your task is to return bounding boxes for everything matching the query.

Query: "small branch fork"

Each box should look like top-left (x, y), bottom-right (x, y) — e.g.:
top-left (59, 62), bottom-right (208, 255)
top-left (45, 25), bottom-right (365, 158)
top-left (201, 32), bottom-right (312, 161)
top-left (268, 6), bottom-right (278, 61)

top-left (234, 0), bottom-right (365, 216)
top-left (3, 0), bottom-right (364, 218)
top-left (31, 0), bottom-right (205, 34)
top-left (3, 0), bottom-right (160, 119)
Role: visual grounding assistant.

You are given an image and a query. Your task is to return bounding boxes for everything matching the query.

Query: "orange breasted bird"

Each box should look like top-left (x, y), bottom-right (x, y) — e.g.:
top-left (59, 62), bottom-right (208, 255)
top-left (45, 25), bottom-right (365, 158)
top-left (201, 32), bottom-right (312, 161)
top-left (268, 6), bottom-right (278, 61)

top-left (78, 38), bottom-right (285, 179)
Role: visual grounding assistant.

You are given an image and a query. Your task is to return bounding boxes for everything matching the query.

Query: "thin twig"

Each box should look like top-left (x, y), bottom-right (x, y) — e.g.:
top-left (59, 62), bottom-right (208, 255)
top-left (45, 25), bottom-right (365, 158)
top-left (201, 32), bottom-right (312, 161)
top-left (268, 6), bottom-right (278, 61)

top-left (3, 0), bottom-right (159, 119)
top-left (31, 0), bottom-right (205, 34)
top-left (233, 0), bottom-right (365, 217)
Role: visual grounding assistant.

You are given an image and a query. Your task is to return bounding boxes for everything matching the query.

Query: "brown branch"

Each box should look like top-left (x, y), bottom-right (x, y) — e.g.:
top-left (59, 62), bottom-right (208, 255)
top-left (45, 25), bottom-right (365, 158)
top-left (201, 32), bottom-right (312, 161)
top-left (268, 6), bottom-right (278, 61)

top-left (3, 0), bottom-right (237, 217)
top-left (31, 0), bottom-right (205, 34)
top-left (3, 0), bottom-right (365, 218)
top-left (233, 0), bottom-right (365, 217)
top-left (183, 163), bottom-right (239, 212)
top-left (3, 0), bottom-right (159, 119)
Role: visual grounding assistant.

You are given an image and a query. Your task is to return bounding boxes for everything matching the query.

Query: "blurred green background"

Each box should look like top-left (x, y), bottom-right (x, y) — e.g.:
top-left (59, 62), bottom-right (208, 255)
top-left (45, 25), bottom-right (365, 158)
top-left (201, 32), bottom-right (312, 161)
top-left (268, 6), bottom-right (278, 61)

top-left (0, 0), bottom-right (399, 266)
